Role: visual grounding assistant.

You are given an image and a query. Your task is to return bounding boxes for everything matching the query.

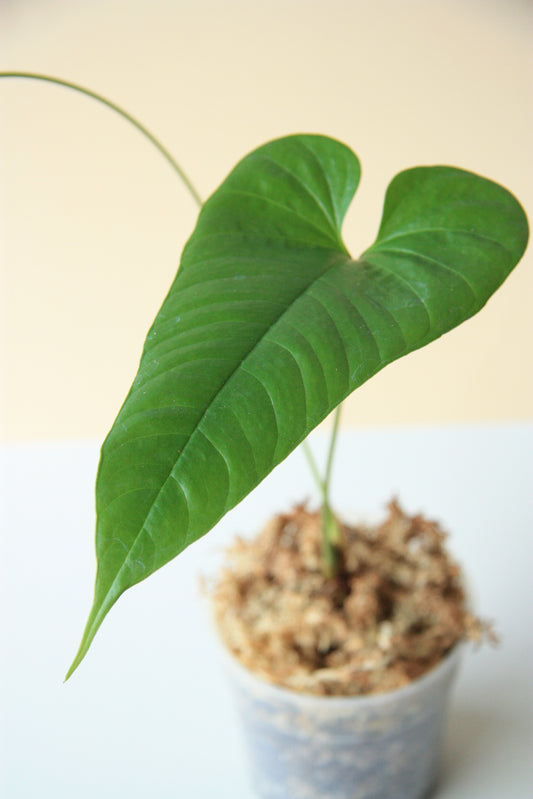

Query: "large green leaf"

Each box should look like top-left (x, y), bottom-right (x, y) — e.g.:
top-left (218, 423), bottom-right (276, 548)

top-left (68, 134), bottom-right (528, 676)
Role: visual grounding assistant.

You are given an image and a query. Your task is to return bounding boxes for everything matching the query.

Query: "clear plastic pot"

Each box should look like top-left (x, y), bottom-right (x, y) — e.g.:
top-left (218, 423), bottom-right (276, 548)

top-left (221, 645), bottom-right (462, 799)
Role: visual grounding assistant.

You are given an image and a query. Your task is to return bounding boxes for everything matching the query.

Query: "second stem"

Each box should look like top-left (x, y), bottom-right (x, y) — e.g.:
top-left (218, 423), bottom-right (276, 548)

top-left (302, 404), bottom-right (343, 580)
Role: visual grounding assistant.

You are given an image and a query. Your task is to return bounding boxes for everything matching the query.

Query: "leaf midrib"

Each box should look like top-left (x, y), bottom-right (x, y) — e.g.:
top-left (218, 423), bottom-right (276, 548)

top-left (98, 246), bottom-right (352, 609)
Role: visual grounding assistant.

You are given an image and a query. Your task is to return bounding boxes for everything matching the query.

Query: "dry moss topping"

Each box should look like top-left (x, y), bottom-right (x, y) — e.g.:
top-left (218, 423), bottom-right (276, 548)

top-left (212, 500), bottom-right (493, 696)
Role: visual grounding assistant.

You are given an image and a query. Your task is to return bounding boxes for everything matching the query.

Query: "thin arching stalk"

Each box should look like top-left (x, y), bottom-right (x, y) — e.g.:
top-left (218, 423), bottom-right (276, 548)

top-left (0, 71), bottom-right (203, 209)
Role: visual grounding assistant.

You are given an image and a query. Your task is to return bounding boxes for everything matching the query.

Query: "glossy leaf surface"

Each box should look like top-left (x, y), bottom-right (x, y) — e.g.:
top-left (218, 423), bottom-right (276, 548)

top-left (69, 134), bottom-right (528, 675)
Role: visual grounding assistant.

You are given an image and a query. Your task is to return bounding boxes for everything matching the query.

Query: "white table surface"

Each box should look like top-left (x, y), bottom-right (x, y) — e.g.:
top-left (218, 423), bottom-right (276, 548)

top-left (1, 424), bottom-right (532, 798)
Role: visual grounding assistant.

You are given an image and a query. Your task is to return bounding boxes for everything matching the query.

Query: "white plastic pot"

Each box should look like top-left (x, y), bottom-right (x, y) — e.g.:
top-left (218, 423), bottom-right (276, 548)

top-left (221, 645), bottom-right (462, 799)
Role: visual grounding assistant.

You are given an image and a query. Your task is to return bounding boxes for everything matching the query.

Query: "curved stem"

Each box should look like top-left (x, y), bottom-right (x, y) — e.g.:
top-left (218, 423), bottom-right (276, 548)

top-left (0, 71), bottom-right (203, 209)
top-left (301, 405), bottom-right (344, 579)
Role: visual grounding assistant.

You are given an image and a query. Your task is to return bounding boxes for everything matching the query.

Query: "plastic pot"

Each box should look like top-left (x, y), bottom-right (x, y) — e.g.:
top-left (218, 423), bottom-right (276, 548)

top-left (221, 645), bottom-right (462, 799)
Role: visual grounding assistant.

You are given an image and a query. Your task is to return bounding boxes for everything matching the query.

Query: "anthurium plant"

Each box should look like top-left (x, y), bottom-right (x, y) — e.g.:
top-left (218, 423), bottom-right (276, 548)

top-left (1, 73), bottom-right (528, 679)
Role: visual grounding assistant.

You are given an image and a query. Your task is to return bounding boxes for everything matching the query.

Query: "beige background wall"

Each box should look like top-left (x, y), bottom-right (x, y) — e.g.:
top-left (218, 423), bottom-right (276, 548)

top-left (1, 0), bottom-right (531, 440)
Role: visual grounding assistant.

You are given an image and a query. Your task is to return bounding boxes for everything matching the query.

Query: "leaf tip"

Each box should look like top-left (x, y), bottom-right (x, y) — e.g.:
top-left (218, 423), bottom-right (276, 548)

top-left (64, 590), bottom-right (111, 681)
top-left (64, 629), bottom-right (93, 682)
